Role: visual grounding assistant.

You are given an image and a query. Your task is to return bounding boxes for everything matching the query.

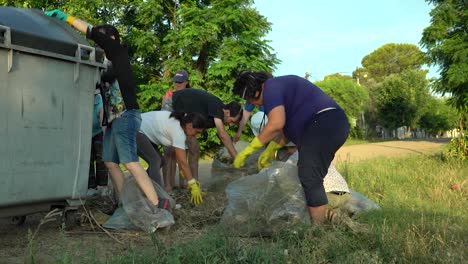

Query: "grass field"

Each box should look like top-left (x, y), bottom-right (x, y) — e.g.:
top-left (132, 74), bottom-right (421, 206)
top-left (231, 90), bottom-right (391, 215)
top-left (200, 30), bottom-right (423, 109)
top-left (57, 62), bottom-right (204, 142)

top-left (56, 153), bottom-right (467, 263)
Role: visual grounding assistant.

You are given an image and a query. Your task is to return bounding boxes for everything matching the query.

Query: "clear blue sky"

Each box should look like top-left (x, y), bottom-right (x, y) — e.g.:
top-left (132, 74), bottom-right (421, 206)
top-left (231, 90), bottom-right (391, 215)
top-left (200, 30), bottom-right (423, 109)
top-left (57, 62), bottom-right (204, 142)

top-left (254, 0), bottom-right (436, 81)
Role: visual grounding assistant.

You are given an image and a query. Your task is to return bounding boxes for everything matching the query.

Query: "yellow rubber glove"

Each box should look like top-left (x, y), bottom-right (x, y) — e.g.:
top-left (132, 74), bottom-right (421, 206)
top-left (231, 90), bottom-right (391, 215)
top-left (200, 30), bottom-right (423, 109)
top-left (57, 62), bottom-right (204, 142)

top-left (258, 141), bottom-right (282, 170)
top-left (233, 137), bottom-right (264, 168)
top-left (188, 179), bottom-right (203, 205)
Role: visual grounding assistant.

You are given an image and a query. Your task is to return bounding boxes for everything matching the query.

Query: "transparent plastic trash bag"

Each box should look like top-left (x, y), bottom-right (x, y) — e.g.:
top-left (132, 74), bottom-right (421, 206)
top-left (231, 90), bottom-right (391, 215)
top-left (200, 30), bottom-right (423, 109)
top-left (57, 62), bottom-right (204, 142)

top-left (206, 141), bottom-right (263, 192)
top-left (121, 176), bottom-right (176, 233)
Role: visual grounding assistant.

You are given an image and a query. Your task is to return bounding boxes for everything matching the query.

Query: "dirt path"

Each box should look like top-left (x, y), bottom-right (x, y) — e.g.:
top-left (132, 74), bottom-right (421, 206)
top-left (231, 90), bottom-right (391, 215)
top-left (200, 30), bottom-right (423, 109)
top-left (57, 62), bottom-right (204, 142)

top-left (334, 139), bottom-right (448, 164)
top-left (0, 139), bottom-right (450, 263)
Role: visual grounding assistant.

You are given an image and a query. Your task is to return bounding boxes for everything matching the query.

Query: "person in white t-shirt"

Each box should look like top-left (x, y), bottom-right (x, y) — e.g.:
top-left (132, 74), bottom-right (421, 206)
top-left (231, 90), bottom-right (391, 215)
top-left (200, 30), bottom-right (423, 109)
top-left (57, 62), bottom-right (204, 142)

top-left (137, 111), bottom-right (206, 205)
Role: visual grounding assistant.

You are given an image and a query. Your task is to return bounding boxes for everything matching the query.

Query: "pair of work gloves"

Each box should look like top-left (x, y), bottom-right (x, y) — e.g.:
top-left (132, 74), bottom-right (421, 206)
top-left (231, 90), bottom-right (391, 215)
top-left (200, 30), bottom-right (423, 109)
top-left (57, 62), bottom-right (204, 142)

top-left (233, 137), bottom-right (282, 170)
top-left (43, 9), bottom-right (76, 25)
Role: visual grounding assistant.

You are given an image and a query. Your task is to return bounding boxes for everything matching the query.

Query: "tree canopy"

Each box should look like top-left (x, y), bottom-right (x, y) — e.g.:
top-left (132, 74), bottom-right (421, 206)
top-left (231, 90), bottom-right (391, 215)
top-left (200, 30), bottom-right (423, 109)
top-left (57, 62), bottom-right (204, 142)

top-left (421, 0), bottom-right (468, 110)
top-left (361, 43), bottom-right (430, 82)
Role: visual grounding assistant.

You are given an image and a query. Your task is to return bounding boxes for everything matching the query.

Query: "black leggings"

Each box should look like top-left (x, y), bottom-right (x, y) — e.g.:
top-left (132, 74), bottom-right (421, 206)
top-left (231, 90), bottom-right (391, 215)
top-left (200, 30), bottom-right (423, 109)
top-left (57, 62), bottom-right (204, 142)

top-left (136, 132), bottom-right (163, 185)
top-left (297, 109), bottom-right (349, 207)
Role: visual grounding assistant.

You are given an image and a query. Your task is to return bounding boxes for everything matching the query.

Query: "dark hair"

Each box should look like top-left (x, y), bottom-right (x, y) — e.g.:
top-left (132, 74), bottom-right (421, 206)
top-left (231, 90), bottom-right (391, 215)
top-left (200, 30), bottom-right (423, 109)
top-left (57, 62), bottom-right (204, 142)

top-left (233, 71), bottom-right (273, 100)
top-left (94, 24), bottom-right (120, 43)
top-left (223, 101), bottom-right (243, 120)
top-left (170, 111), bottom-right (206, 129)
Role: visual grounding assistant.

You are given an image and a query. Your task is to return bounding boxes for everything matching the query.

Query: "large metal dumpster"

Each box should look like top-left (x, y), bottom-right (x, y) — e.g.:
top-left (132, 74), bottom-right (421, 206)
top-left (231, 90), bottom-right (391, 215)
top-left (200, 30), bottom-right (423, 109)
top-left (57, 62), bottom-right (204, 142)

top-left (0, 7), bottom-right (105, 222)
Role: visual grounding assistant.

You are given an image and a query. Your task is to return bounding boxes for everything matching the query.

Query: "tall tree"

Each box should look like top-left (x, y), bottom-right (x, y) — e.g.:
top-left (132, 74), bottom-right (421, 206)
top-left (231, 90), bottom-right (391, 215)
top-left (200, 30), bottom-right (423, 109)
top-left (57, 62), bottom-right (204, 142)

top-left (2, 0), bottom-right (280, 154)
top-left (361, 43), bottom-right (430, 82)
top-left (374, 69), bottom-right (430, 131)
top-left (315, 77), bottom-right (369, 127)
top-left (419, 97), bottom-right (459, 137)
top-left (420, 0), bottom-right (467, 158)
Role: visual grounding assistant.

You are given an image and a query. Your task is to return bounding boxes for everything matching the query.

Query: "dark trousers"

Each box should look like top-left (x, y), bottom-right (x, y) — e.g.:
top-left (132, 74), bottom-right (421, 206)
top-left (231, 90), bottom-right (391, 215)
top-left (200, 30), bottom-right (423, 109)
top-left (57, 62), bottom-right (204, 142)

top-left (136, 132), bottom-right (163, 186)
top-left (89, 132), bottom-right (109, 188)
top-left (163, 136), bottom-right (199, 190)
top-left (297, 109), bottom-right (349, 207)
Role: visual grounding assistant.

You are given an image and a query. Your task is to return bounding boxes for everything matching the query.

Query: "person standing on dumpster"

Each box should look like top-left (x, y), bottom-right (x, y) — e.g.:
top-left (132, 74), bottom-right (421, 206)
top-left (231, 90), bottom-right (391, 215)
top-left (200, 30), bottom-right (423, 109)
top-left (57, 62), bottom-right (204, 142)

top-left (232, 71), bottom-right (350, 225)
top-left (45, 9), bottom-right (169, 209)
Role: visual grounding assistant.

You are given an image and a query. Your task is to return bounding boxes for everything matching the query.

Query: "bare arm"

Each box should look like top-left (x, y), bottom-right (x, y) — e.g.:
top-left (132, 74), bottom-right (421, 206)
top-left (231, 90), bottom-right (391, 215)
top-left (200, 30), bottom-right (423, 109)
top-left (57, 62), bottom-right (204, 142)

top-left (68, 18), bottom-right (91, 35)
top-left (214, 118), bottom-right (237, 159)
top-left (257, 106), bottom-right (285, 145)
top-left (174, 147), bottom-right (194, 181)
top-left (234, 109), bottom-right (252, 142)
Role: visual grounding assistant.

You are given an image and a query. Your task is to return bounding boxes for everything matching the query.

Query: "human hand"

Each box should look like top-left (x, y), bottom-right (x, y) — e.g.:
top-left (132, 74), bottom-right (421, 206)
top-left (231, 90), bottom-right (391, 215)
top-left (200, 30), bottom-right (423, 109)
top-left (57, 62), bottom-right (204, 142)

top-left (44, 9), bottom-right (68, 21)
top-left (233, 132), bottom-right (241, 143)
top-left (44, 9), bottom-right (76, 25)
top-left (188, 179), bottom-right (203, 205)
top-left (258, 141), bottom-right (282, 169)
top-left (233, 137), bottom-right (264, 168)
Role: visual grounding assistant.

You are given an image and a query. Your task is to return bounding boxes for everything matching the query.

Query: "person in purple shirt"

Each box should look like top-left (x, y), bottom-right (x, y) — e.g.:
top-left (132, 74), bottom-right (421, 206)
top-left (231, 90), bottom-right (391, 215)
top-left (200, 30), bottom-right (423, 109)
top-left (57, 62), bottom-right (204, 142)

top-left (232, 71), bottom-right (349, 225)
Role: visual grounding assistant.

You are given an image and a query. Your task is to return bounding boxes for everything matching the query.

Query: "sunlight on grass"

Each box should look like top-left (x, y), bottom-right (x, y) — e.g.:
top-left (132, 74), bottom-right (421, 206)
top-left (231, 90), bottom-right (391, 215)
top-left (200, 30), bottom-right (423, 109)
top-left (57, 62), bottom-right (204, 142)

top-left (50, 153), bottom-right (467, 263)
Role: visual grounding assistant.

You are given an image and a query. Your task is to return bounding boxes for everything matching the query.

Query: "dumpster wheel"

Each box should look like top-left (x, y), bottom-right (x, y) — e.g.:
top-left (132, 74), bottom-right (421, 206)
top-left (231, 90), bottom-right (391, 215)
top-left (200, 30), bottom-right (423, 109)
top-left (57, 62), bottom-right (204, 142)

top-left (10, 215), bottom-right (26, 226)
top-left (63, 209), bottom-right (80, 229)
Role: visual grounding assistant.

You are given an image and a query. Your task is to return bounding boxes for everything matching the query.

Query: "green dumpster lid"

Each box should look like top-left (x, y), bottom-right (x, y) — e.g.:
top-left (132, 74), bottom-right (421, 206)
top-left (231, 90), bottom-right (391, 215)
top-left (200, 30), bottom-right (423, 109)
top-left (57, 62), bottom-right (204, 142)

top-left (0, 7), bottom-right (103, 60)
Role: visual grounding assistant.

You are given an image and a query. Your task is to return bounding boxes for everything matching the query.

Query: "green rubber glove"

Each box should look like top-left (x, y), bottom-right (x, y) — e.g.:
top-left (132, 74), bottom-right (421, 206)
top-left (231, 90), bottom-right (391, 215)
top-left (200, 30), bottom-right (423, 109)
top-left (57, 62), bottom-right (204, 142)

top-left (258, 141), bottom-right (282, 170)
top-left (188, 179), bottom-right (203, 205)
top-left (44, 9), bottom-right (68, 21)
top-left (233, 137), bottom-right (264, 168)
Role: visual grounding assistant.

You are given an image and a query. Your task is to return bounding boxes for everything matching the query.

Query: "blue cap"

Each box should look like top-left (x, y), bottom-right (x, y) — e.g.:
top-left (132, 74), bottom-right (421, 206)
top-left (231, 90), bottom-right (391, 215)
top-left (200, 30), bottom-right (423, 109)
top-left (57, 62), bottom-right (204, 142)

top-left (172, 70), bottom-right (189, 82)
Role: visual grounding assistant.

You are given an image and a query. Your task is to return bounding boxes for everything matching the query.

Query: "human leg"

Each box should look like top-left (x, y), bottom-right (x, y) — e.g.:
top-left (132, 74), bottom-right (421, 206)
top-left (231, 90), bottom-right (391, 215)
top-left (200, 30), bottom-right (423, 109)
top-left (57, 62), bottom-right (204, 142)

top-left (298, 109), bottom-right (350, 224)
top-left (124, 161), bottom-right (159, 205)
top-left (163, 146), bottom-right (176, 191)
top-left (93, 132), bottom-right (108, 186)
top-left (114, 110), bottom-right (159, 205)
top-left (88, 138), bottom-right (97, 189)
top-left (136, 132), bottom-right (163, 185)
top-left (105, 161), bottom-right (125, 194)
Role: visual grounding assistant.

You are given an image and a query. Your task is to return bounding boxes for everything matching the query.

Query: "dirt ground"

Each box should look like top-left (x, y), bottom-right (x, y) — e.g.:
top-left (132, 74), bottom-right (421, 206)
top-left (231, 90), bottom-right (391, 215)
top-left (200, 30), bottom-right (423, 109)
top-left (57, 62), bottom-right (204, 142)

top-left (0, 139), bottom-right (449, 263)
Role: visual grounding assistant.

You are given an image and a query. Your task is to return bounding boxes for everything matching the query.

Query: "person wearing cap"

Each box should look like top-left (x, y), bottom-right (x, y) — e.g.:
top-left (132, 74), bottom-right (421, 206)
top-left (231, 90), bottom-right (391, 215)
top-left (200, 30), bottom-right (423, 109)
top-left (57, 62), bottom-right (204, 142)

top-left (161, 70), bottom-right (190, 111)
top-left (164, 88), bottom-right (242, 190)
top-left (44, 9), bottom-right (170, 210)
top-left (232, 71), bottom-right (350, 225)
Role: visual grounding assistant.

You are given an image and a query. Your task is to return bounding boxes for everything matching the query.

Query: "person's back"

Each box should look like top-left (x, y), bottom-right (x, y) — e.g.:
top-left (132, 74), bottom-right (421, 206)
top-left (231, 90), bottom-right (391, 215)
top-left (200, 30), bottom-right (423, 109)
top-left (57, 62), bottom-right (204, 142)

top-left (172, 88), bottom-right (224, 128)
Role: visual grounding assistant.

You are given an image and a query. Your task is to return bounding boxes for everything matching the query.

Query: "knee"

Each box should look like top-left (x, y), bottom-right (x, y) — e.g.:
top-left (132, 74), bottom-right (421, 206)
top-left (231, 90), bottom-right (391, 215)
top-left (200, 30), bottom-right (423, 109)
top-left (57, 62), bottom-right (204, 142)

top-left (123, 161), bottom-right (142, 171)
top-left (105, 162), bottom-right (120, 170)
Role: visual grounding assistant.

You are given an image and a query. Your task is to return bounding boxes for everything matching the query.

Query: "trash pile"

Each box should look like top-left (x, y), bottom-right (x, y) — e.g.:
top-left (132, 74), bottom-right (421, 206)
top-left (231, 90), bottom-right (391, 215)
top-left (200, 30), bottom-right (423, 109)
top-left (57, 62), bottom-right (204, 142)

top-left (220, 161), bottom-right (380, 236)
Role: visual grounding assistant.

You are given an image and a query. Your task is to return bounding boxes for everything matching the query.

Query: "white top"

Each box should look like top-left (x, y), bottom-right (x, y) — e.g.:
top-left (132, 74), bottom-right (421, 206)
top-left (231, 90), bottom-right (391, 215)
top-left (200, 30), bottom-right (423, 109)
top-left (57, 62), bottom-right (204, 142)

top-left (140, 111), bottom-right (187, 149)
top-left (286, 151), bottom-right (350, 193)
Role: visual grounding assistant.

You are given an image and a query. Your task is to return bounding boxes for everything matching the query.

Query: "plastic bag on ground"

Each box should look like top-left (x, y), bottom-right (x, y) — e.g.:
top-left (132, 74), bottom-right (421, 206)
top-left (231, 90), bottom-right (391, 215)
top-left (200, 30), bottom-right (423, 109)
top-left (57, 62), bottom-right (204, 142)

top-left (342, 191), bottom-right (381, 218)
top-left (206, 141), bottom-right (263, 192)
top-left (220, 162), bottom-right (308, 236)
top-left (121, 176), bottom-right (175, 233)
top-left (221, 161), bottom-right (380, 236)
top-left (103, 207), bottom-right (137, 230)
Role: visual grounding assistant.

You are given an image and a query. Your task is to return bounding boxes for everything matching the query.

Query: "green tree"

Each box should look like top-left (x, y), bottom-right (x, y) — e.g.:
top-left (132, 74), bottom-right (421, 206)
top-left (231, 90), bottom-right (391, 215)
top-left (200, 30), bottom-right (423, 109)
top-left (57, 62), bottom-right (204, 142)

top-left (374, 70), bottom-right (430, 131)
top-left (2, 0), bottom-right (280, 154)
top-left (419, 97), bottom-right (459, 137)
top-left (361, 43), bottom-right (430, 82)
top-left (421, 0), bottom-right (467, 158)
top-left (315, 77), bottom-right (369, 130)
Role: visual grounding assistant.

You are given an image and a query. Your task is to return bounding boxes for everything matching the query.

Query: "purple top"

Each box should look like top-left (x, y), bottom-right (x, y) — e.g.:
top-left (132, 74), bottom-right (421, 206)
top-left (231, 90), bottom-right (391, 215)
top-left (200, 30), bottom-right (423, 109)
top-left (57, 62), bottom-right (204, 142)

top-left (263, 75), bottom-right (341, 145)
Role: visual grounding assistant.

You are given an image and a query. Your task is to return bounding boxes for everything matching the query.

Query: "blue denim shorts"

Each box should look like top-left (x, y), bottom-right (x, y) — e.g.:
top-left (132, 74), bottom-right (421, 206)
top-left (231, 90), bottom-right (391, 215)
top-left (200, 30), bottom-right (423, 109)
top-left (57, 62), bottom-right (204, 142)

top-left (103, 109), bottom-right (141, 164)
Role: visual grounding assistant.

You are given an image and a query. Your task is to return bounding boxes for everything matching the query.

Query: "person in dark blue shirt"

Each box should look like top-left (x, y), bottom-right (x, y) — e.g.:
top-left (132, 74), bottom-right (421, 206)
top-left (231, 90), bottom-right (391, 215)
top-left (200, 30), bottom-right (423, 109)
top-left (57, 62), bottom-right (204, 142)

top-left (232, 71), bottom-right (349, 225)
